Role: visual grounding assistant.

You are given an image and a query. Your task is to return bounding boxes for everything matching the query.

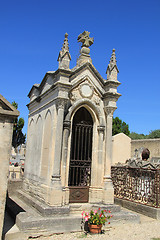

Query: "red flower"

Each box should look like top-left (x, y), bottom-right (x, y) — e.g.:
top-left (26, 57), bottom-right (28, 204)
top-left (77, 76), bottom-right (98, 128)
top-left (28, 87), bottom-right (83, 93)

top-left (108, 222), bottom-right (110, 224)
top-left (98, 207), bottom-right (101, 210)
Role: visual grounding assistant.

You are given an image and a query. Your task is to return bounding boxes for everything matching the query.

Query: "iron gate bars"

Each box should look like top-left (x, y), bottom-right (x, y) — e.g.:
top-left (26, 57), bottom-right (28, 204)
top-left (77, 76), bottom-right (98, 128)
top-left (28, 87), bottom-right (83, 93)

top-left (69, 123), bottom-right (93, 187)
top-left (111, 166), bottom-right (160, 208)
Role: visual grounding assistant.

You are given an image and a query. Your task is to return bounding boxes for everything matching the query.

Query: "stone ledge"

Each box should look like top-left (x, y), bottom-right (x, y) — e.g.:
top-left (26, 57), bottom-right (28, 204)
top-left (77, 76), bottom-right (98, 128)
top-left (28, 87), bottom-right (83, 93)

top-left (16, 212), bottom-right (82, 232)
top-left (70, 203), bottom-right (121, 214)
top-left (115, 197), bottom-right (160, 219)
top-left (16, 190), bottom-right (70, 216)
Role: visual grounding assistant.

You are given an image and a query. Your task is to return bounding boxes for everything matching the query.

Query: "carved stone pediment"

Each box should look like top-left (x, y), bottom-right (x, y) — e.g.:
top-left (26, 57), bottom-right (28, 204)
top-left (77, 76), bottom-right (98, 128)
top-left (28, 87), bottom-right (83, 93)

top-left (69, 77), bottom-right (101, 106)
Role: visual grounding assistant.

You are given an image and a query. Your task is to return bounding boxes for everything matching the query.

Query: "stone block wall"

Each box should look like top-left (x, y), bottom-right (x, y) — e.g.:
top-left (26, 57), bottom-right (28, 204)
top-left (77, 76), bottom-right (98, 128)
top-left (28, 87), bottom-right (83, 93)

top-left (0, 118), bottom-right (14, 237)
top-left (131, 138), bottom-right (160, 159)
top-left (0, 94), bottom-right (19, 238)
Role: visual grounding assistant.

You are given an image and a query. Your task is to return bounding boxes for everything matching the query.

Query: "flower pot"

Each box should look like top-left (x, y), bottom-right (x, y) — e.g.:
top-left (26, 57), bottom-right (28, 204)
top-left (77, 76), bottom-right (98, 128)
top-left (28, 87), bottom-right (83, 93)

top-left (88, 224), bottom-right (102, 234)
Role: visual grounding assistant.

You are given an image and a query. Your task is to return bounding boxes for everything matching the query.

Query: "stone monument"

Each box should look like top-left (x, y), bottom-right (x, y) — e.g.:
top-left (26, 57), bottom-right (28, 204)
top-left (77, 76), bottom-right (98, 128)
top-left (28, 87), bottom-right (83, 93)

top-left (0, 94), bottom-right (19, 239)
top-left (6, 32), bottom-right (138, 237)
top-left (24, 31), bottom-right (121, 207)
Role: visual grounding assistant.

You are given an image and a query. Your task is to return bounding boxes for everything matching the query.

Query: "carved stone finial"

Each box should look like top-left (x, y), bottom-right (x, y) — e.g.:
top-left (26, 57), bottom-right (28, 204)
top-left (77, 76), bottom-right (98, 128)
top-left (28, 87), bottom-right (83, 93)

top-left (62, 33), bottom-right (69, 52)
top-left (77, 31), bottom-right (94, 66)
top-left (58, 33), bottom-right (71, 69)
top-left (110, 49), bottom-right (116, 67)
top-left (77, 31), bottom-right (94, 48)
top-left (106, 49), bottom-right (119, 81)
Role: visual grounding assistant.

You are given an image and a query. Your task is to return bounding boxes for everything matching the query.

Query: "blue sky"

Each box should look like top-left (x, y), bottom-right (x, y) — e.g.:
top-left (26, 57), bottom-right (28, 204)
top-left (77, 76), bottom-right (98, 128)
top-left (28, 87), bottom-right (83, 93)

top-left (0, 0), bottom-right (160, 135)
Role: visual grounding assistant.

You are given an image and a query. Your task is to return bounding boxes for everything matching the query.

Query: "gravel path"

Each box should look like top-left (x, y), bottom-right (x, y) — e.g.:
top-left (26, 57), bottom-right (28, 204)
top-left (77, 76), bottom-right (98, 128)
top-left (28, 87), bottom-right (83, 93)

top-left (29, 214), bottom-right (160, 240)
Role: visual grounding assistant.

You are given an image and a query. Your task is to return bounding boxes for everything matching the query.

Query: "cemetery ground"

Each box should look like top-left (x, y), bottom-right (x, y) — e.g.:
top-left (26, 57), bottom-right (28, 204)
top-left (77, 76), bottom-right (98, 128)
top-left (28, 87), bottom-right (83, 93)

top-left (3, 209), bottom-right (160, 240)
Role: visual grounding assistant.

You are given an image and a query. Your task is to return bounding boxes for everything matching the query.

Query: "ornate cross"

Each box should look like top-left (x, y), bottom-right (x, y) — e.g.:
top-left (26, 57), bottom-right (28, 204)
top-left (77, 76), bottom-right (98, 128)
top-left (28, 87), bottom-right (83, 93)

top-left (77, 31), bottom-right (94, 48)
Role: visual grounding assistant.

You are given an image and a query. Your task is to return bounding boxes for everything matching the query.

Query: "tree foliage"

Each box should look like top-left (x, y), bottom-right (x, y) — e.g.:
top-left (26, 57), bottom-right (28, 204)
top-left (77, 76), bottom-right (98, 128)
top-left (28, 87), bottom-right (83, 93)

top-left (130, 129), bottom-right (160, 140)
top-left (12, 101), bottom-right (26, 150)
top-left (147, 129), bottom-right (160, 139)
top-left (129, 132), bottom-right (147, 140)
top-left (112, 115), bottom-right (160, 140)
top-left (112, 117), bottom-right (130, 136)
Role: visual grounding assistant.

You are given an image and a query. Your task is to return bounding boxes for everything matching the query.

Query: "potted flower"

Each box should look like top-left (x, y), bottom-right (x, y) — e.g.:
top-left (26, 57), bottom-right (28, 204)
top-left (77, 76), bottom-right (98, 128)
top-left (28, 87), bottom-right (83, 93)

top-left (81, 208), bottom-right (112, 234)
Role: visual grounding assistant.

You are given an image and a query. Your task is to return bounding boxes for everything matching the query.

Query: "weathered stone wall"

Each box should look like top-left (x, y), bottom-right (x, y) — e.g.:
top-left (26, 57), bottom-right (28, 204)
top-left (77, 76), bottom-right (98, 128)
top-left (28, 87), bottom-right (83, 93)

top-left (0, 117), bottom-right (14, 237)
top-left (0, 94), bottom-right (19, 239)
top-left (131, 138), bottom-right (160, 159)
top-left (112, 135), bottom-right (160, 165)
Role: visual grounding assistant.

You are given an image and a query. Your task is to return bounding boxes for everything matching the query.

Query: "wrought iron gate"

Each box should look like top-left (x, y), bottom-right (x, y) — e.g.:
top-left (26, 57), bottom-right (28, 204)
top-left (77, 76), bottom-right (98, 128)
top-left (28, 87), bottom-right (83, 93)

top-left (69, 108), bottom-right (93, 203)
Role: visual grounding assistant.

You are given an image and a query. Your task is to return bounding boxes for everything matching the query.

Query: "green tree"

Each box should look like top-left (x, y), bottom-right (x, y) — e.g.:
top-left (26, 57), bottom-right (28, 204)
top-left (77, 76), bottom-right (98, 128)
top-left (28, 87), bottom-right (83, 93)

top-left (12, 101), bottom-right (26, 151)
top-left (112, 117), bottom-right (130, 136)
top-left (147, 129), bottom-right (160, 139)
top-left (129, 132), bottom-right (147, 140)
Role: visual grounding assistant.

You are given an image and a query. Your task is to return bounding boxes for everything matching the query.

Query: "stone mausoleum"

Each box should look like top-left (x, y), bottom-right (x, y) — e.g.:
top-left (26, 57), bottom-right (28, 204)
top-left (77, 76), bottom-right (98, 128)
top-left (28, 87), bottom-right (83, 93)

top-left (24, 31), bottom-right (121, 208)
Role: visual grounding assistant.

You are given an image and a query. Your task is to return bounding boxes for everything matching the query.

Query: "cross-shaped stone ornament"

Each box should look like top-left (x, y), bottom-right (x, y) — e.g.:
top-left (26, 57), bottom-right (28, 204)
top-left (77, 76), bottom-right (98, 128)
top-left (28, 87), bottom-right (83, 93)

top-left (77, 31), bottom-right (94, 47)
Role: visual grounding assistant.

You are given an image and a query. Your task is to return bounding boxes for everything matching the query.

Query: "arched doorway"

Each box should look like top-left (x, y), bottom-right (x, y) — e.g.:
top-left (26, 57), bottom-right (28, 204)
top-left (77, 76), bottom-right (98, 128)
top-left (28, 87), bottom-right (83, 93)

top-left (68, 107), bottom-right (93, 203)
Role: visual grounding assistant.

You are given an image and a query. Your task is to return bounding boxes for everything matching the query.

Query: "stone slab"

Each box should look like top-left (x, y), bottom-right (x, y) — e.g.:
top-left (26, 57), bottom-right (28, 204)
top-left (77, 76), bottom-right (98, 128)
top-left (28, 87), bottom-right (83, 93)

top-left (115, 197), bottom-right (160, 219)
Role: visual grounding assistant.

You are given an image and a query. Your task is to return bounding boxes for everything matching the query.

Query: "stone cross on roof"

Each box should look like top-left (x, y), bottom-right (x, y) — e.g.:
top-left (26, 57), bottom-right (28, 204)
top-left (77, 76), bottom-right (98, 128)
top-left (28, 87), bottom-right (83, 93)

top-left (77, 31), bottom-right (94, 48)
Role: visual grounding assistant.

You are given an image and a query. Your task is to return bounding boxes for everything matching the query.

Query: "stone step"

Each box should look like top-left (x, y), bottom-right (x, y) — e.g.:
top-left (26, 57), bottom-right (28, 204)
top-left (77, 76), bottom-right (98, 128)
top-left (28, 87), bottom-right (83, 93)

top-left (70, 203), bottom-right (121, 214)
top-left (8, 195), bottom-right (41, 217)
top-left (110, 209), bottom-right (140, 224)
top-left (15, 208), bottom-right (139, 232)
top-left (6, 191), bottom-right (140, 237)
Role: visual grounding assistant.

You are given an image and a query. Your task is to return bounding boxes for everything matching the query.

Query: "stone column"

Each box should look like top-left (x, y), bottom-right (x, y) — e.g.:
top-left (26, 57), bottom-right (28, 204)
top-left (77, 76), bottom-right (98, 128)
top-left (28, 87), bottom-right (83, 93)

top-left (103, 107), bottom-right (115, 204)
top-left (97, 125), bottom-right (105, 185)
top-left (52, 99), bottom-right (65, 181)
top-left (89, 125), bottom-right (105, 203)
top-left (61, 120), bottom-right (71, 205)
top-left (61, 120), bottom-right (71, 187)
top-left (50, 99), bottom-right (65, 205)
top-left (97, 125), bottom-right (105, 164)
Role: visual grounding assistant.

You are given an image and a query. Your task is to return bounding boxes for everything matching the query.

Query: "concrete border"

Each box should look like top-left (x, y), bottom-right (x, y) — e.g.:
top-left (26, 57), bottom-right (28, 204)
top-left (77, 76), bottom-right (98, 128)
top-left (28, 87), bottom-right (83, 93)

top-left (115, 197), bottom-right (160, 219)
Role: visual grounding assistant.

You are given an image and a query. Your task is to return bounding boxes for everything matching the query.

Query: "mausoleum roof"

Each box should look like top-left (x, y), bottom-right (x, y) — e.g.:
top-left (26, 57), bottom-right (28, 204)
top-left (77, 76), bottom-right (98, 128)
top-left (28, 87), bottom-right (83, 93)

top-left (0, 94), bottom-right (19, 117)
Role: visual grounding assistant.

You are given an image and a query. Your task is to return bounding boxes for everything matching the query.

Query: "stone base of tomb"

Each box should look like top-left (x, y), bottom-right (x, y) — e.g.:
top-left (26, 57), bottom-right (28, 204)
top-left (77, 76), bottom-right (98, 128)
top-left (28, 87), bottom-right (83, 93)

top-left (23, 178), bottom-right (115, 207)
top-left (5, 189), bottom-right (140, 239)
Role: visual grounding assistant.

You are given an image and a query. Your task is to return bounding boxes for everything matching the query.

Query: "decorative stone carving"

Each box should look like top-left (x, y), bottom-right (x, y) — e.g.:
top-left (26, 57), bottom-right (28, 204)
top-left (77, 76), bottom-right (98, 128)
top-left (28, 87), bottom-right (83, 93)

top-left (106, 49), bottom-right (119, 81)
top-left (104, 107), bottom-right (116, 117)
top-left (69, 79), bottom-right (96, 103)
top-left (93, 96), bottom-right (100, 106)
top-left (69, 92), bottom-right (78, 102)
top-left (77, 31), bottom-right (94, 48)
top-left (63, 120), bottom-right (71, 131)
top-left (56, 99), bottom-right (66, 110)
top-left (97, 125), bottom-right (105, 133)
top-left (58, 33), bottom-right (71, 70)
top-left (77, 31), bottom-right (94, 65)
top-left (79, 82), bottom-right (93, 98)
